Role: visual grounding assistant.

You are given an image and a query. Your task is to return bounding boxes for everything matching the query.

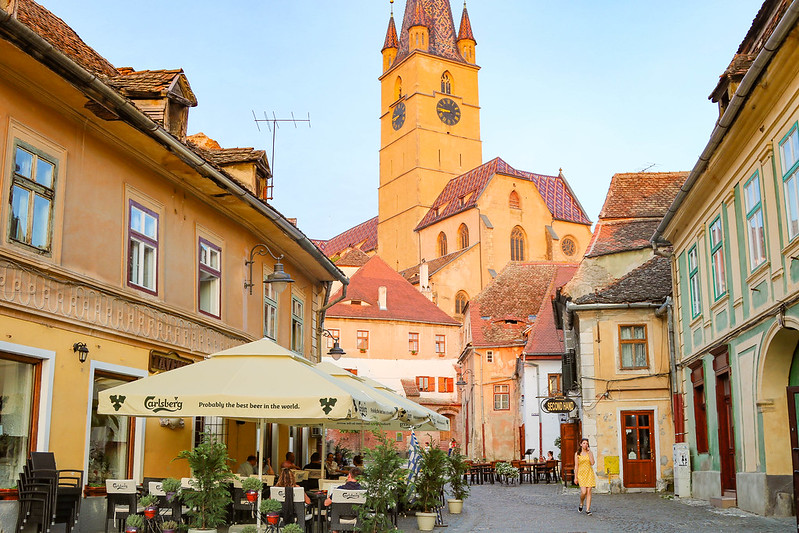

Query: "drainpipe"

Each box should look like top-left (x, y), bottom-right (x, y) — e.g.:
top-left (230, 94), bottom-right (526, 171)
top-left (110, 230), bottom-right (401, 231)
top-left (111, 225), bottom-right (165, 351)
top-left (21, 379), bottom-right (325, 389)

top-left (656, 296), bottom-right (684, 443)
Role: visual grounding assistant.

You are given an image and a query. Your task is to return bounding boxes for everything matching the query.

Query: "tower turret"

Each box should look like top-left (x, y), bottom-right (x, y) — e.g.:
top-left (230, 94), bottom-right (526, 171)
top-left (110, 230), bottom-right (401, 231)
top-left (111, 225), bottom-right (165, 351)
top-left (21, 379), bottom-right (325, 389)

top-left (457, 2), bottom-right (476, 63)
top-left (382, 3), bottom-right (399, 72)
top-left (407, 0), bottom-right (430, 52)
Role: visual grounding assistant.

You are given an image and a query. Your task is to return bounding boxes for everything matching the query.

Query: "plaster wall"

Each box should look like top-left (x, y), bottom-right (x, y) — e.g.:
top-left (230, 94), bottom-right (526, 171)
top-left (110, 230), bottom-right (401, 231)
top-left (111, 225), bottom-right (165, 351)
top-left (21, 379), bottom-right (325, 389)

top-left (521, 359), bottom-right (563, 459)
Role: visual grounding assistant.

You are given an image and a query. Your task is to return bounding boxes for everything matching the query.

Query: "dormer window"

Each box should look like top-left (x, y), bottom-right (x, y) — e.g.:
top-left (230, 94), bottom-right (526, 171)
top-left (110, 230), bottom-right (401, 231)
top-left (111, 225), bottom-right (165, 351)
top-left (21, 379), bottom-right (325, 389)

top-left (350, 299), bottom-right (362, 306)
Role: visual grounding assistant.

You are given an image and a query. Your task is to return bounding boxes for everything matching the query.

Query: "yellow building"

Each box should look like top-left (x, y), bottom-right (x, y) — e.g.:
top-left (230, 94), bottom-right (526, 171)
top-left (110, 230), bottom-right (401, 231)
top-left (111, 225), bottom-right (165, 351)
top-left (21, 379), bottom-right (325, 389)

top-left (0, 0), bottom-right (344, 526)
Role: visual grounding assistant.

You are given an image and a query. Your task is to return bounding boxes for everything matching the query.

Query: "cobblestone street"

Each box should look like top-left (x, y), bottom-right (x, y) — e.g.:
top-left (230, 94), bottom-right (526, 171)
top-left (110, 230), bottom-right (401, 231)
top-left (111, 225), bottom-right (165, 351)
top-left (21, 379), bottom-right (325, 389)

top-left (395, 482), bottom-right (796, 532)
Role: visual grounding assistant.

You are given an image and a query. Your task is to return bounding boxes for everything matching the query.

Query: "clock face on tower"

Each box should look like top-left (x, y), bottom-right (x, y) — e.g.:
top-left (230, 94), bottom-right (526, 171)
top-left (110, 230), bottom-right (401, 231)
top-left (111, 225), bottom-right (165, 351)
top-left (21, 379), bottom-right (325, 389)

top-left (436, 98), bottom-right (461, 126)
top-left (392, 102), bottom-right (406, 131)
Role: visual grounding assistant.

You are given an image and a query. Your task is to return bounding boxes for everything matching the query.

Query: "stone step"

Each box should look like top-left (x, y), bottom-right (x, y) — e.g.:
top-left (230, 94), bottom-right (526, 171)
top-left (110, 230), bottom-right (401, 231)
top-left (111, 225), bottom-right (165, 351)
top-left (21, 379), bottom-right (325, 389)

top-left (710, 495), bottom-right (737, 509)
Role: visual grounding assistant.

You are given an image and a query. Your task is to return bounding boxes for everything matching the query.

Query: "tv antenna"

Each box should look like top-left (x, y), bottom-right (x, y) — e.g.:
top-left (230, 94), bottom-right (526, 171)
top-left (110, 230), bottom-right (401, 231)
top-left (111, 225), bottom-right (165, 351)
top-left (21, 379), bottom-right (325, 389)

top-left (252, 111), bottom-right (311, 179)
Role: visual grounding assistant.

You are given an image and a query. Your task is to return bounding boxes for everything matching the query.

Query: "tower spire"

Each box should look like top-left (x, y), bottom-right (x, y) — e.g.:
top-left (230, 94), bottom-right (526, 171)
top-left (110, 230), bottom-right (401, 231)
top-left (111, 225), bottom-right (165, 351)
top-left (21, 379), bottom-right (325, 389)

top-left (382, 0), bottom-right (399, 72)
top-left (457, 1), bottom-right (476, 63)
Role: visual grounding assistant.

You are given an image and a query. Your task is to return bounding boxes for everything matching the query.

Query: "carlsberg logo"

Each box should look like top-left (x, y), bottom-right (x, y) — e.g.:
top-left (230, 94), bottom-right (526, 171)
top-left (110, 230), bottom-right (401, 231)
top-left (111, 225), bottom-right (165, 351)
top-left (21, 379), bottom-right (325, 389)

top-left (144, 396), bottom-right (183, 413)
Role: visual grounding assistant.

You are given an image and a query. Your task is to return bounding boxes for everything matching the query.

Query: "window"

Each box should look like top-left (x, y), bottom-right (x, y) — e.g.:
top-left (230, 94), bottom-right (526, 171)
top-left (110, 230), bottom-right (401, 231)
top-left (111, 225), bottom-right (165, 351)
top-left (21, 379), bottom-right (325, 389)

top-left (441, 71), bottom-right (452, 94)
top-left (396, 432), bottom-right (403, 442)
top-left (394, 76), bottom-right (402, 100)
top-left (0, 354), bottom-right (40, 488)
top-left (486, 350), bottom-right (493, 363)
top-left (547, 373), bottom-right (562, 396)
top-left (458, 223), bottom-right (469, 249)
top-left (198, 239), bottom-right (221, 317)
top-left (619, 325), bottom-right (648, 369)
top-left (688, 246), bottom-right (701, 318)
top-left (357, 330), bottom-right (369, 351)
top-left (263, 276), bottom-right (278, 340)
top-left (194, 416), bottom-right (226, 447)
top-left (438, 377), bottom-right (454, 393)
top-left (326, 329), bottom-right (340, 349)
top-left (690, 363), bottom-right (709, 453)
top-left (435, 334), bottom-right (446, 356)
top-left (508, 190), bottom-right (520, 209)
top-left (780, 125), bottom-right (799, 239)
top-left (743, 173), bottom-right (766, 269)
top-left (9, 141), bottom-right (57, 252)
top-left (291, 297), bottom-right (303, 353)
top-left (709, 217), bottom-right (726, 299)
top-left (455, 291), bottom-right (468, 315)
top-left (561, 237), bottom-right (576, 257)
top-left (416, 376), bottom-right (435, 392)
top-left (510, 226), bottom-right (525, 261)
top-left (437, 232), bottom-right (448, 257)
top-left (409, 332), bottom-right (419, 354)
top-left (127, 201), bottom-right (158, 293)
top-left (90, 372), bottom-right (135, 485)
top-left (493, 384), bottom-right (510, 410)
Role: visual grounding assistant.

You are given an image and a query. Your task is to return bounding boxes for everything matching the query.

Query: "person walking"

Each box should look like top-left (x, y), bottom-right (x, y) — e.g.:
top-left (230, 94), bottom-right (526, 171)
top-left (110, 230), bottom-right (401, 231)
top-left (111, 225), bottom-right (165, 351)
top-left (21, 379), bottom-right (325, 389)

top-left (574, 438), bottom-right (596, 515)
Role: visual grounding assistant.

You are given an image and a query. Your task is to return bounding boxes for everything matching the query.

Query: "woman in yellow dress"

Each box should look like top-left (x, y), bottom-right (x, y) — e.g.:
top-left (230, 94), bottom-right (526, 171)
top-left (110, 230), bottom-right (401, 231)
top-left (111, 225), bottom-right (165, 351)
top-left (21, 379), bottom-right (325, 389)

top-left (574, 438), bottom-right (596, 515)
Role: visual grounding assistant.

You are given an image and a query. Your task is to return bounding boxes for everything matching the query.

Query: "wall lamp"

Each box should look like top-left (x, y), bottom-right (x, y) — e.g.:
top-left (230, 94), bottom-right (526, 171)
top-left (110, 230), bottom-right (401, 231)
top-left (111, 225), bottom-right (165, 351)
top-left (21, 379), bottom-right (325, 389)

top-left (73, 342), bottom-right (89, 363)
top-left (322, 329), bottom-right (346, 360)
top-left (456, 368), bottom-right (474, 387)
top-left (244, 243), bottom-right (295, 296)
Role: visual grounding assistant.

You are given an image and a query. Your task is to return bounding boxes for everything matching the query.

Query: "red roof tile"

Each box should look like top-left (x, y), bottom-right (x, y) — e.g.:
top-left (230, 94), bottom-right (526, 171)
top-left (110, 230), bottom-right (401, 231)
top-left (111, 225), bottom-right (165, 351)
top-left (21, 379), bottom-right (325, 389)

top-left (416, 157), bottom-right (591, 231)
top-left (395, 0), bottom-right (465, 64)
top-left (400, 245), bottom-right (474, 284)
top-left (327, 255), bottom-right (459, 325)
top-left (315, 217), bottom-right (378, 257)
top-left (523, 265), bottom-right (576, 355)
top-left (382, 14), bottom-right (399, 50)
top-left (401, 378), bottom-right (420, 397)
top-left (457, 5), bottom-right (475, 42)
top-left (598, 172), bottom-right (688, 220)
top-left (574, 256), bottom-right (671, 305)
top-left (109, 68), bottom-right (197, 106)
top-left (585, 219), bottom-right (660, 258)
top-left (336, 248), bottom-right (371, 267)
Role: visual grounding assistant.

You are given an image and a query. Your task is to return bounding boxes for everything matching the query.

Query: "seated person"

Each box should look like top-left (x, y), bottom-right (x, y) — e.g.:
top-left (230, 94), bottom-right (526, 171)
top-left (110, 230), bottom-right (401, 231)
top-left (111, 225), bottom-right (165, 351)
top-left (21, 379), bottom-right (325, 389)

top-left (323, 467), bottom-right (362, 506)
top-left (352, 455), bottom-right (364, 468)
top-left (546, 451), bottom-right (555, 461)
top-left (275, 467), bottom-right (311, 505)
top-left (263, 457), bottom-right (275, 475)
top-left (304, 452), bottom-right (322, 470)
top-left (238, 455), bottom-right (257, 476)
top-left (334, 451), bottom-right (347, 467)
top-left (281, 451), bottom-right (300, 470)
top-left (325, 452), bottom-right (344, 478)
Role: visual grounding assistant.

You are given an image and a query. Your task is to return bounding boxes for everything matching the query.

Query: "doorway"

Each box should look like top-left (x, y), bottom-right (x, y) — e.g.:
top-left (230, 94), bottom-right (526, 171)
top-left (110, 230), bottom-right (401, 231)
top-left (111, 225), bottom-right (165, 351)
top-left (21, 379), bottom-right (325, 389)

top-left (621, 410), bottom-right (655, 488)
top-left (786, 386), bottom-right (799, 531)
top-left (714, 346), bottom-right (736, 494)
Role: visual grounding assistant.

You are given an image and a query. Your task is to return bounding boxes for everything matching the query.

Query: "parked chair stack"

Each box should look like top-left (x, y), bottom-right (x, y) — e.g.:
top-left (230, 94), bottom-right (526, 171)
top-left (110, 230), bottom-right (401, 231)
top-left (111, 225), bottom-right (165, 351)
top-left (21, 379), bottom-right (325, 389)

top-left (15, 451), bottom-right (83, 533)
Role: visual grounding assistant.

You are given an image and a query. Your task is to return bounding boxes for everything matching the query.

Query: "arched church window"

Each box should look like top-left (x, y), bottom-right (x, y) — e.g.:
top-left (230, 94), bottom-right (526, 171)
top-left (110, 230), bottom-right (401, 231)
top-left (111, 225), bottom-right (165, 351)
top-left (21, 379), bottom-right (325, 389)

top-left (509, 190), bottom-right (521, 209)
top-left (394, 76), bottom-right (402, 101)
top-left (455, 291), bottom-right (469, 315)
top-left (438, 232), bottom-right (448, 257)
top-left (441, 71), bottom-right (453, 94)
top-left (510, 226), bottom-right (525, 261)
top-left (458, 223), bottom-right (469, 249)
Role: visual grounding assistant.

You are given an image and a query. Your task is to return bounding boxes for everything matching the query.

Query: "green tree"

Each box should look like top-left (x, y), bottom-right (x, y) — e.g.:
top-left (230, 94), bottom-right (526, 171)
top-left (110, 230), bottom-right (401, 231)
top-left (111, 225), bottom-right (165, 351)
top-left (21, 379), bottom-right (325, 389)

top-left (359, 428), bottom-right (403, 533)
top-left (174, 432), bottom-right (233, 529)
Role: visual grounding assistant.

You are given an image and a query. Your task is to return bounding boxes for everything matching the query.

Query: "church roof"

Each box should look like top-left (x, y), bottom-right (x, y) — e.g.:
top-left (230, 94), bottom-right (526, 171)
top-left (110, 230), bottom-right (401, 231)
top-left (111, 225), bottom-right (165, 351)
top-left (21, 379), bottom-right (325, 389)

top-left (382, 14), bottom-right (399, 50)
top-left (415, 157), bottom-right (591, 231)
top-left (457, 5), bottom-right (475, 42)
top-left (395, 0), bottom-right (466, 64)
top-left (313, 216), bottom-right (378, 258)
top-left (400, 245), bottom-right (475, 285)
top-left (327, 255), bottom-right (459, 325)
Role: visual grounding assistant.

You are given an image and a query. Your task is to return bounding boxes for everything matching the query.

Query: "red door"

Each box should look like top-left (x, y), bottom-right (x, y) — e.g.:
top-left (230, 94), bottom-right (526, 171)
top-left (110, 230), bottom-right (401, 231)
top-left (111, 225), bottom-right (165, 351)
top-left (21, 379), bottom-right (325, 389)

top-left (621, 410), bottom-right (656, 488)
top-left (560, 421), bottom-right (581, 484)
top-left (716, 371), bottom-right (736, 493)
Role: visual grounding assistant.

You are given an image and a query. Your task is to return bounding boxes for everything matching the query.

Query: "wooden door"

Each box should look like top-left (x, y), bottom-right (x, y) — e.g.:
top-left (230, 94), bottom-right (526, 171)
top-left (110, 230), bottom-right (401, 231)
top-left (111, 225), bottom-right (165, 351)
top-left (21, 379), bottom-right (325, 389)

top-left (621, 410), bottom-right (656, 487)
top-left (785, 386), bottom-right (799, 533)
top-left (560, 421), bottom-right (581, 483)
top-left (716, 371), bottom-right (736, 493)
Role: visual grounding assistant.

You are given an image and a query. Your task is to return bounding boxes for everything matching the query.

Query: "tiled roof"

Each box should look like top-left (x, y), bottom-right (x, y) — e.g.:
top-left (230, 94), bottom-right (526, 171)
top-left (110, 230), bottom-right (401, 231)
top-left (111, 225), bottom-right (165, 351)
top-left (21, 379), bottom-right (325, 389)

top-left (469, 262), bottom-right (577, 348)
top-left (584, 219), bottom-right (660, 258)
top-left (335, 247), bottom-right (371, 267)
top-left (523, 265), bottom-right (576, 356)
top-left (457, 5), bottom-right (475, 42)
top-left (598, 172), bottom-right (688, 220)
top-left (574, 256), bottom-right (671, 305)
top-left (401, 378), bottom-right (420, 397)
top-left (400, 245), bottom-right (474, 284)
top-left (416, 157), bottom-right (591, 231)
top-left (327, 255), bottom-right (459, 325)
top-left (407, 0), bottom-right (430, 27)
top-left (315, 217), bottom-right (379, 257)
top-left (382, 15), bottom-right (399, 50)
top-left (395, 0), bottom-right (465, 64)
top-left (108, 68), bottom-right (197, 106)
top-left (9, 0), bottom-right (117, 77)
top-left (186, 134), bottom-right (268, 171)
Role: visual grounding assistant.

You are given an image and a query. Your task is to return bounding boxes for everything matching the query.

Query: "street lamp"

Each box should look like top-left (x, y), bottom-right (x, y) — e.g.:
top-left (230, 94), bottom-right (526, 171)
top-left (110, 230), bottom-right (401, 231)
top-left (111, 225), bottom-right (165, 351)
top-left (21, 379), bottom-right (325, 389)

top-left (456, 368), bottom-right (474, 388)
top-left (322, 329), bottom-right (346, 360)
top-left (244, 243), bottom-right (295, 295)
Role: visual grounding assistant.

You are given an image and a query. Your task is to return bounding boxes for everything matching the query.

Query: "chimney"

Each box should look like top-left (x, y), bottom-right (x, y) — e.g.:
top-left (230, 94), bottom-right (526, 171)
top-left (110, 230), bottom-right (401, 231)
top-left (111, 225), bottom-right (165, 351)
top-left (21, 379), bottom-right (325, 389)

top-left (420, 262), bottom-right (429, 290)
top-left (378, 286), bottom-right (388, 310)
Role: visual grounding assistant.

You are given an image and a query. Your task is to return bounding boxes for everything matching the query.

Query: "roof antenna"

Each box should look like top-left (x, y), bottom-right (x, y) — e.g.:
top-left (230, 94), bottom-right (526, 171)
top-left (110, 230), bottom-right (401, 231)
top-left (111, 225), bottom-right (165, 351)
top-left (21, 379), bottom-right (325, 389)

top-left (252, 111), bottom-right (311, 197)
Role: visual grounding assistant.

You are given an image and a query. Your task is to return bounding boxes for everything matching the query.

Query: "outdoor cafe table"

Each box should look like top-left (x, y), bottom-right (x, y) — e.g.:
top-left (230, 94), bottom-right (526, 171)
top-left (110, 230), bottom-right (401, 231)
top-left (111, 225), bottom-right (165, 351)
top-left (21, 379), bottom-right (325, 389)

top-left (306, 490), bottom-right (328, 533)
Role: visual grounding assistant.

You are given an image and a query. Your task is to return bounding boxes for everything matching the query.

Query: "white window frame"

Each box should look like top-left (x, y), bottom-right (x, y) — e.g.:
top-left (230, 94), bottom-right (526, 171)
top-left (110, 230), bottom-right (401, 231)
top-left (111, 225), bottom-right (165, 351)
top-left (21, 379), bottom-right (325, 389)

top-left (493, 384), bottom-right (510, 410)
top-left (743, 173), bottom-right (766, 270)
top-left (291, 296), bottom-right (304, 354)
top-left (709, 217), bottom-right (726, 299)
top-left (127, 201), bottom-right (158, 293)
top-left (688, 246), bottom-right (701, 319)
top-left (780, 124), bottom-right (799, 240)
top-left (263, 268), bottom-right (278, 340)
top-left (198, 238), bottom-right (221, 318)
top-left (8, 140), bottom-right (57, 252)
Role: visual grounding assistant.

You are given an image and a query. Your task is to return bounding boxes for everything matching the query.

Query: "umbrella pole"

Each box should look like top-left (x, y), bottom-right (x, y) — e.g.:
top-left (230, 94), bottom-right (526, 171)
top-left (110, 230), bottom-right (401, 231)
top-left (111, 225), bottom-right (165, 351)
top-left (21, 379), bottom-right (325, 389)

top-left (256, 418), bottom-right (266, 528)
top-left (321, 424), bottom-right (326, 481)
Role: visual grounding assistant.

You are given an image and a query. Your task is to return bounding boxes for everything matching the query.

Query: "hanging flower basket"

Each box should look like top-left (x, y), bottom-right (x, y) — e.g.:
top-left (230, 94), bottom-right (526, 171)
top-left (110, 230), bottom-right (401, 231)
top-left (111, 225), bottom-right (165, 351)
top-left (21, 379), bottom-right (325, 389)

top-left (245, 489), bottom-right (258, 503)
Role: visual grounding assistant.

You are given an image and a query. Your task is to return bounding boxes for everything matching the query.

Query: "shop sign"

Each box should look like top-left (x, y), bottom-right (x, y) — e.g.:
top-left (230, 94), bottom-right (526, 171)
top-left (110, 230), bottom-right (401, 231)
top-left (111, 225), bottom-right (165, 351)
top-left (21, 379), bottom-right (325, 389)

top-left (149, 349), bottom-right (192, 373)
top-left (541, 397), bottom-right (576, 413)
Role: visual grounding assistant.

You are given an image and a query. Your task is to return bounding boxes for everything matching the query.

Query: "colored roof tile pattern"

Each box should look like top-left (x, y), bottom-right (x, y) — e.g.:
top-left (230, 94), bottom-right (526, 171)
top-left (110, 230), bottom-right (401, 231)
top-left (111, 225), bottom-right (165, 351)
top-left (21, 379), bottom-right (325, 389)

top-left (598, 172), bottom-right (688, 220)
top-left (335, 247), bottom-right (371, 267)
top-left (469, 262), bottom-right (576, 348)
top-left (395, 0), bottom-right (465, 64)
top-left (574, 256), bottom-right (671, 305)
top-left (457, 5), bottom-right (475, 42)
top-left (9, 0), bottom-right (117, 77)
top-left (408, 0), bottom-right (430, 27)
top-left (327, 255), bottom-right (459, 325)
top-left (382, 14), bottom-right (399, 50)
top-left (416, 157), bottom-right (591, 231)
top-left (523, 264), bottom-right (576, 355)
top-left (400, 245), bottom-right (474, 284)
top-left (109, 68), bottom-right (197, 106)
top-left (315, 217), bottom-right (379, 257)
top-left (584, 219), bottom-right (660, 258)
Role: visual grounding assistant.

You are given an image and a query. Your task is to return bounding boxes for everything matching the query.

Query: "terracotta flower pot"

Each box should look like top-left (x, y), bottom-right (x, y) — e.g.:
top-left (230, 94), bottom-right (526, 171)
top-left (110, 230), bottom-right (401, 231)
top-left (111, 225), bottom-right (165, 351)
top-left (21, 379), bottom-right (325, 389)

top-left (246, 489), bottom-right (258, 502)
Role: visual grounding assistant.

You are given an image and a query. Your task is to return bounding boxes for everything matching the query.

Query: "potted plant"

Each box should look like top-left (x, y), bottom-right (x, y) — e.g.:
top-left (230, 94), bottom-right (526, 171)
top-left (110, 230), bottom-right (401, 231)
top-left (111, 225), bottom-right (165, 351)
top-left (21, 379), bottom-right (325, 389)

top-left (125, 514), bottom-right (144, 533)
top-left (241, 476), bottom-right (263, 503)
top-left (414, 443), bottom-right (447, 531)
top-left (174, 432), bottom-right (233, 532)
top-left (446, 451), bottom-right (470, 514)
top-left (359, 427), bottom-right (404, 533)
top-left (139, 493), bottom-right (159, 519)
top-left (162, 477), bottom-right (181, 502)
top-left (259, 498), bottom-right (282, 526)
top-left (282, 525), bottom-right (304, 533)
top-left (161, 520), bottom-right (179, 533)
top-left (240, 527), bottom-right (258, 533)
top-left (495, 462), bottom-right (520, 485)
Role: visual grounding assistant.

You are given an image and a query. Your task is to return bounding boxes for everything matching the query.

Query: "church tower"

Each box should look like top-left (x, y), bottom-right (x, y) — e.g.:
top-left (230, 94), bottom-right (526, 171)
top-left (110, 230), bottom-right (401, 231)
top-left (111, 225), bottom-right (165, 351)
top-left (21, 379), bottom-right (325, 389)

top-left (377, 0), bottom-right (482, 271)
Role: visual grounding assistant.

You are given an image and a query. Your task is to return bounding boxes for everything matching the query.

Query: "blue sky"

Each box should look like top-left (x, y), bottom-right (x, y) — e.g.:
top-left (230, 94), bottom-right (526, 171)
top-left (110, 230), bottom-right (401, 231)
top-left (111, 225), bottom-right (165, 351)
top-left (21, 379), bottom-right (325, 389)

top-left (53, 1), bottom-right (763, 240)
